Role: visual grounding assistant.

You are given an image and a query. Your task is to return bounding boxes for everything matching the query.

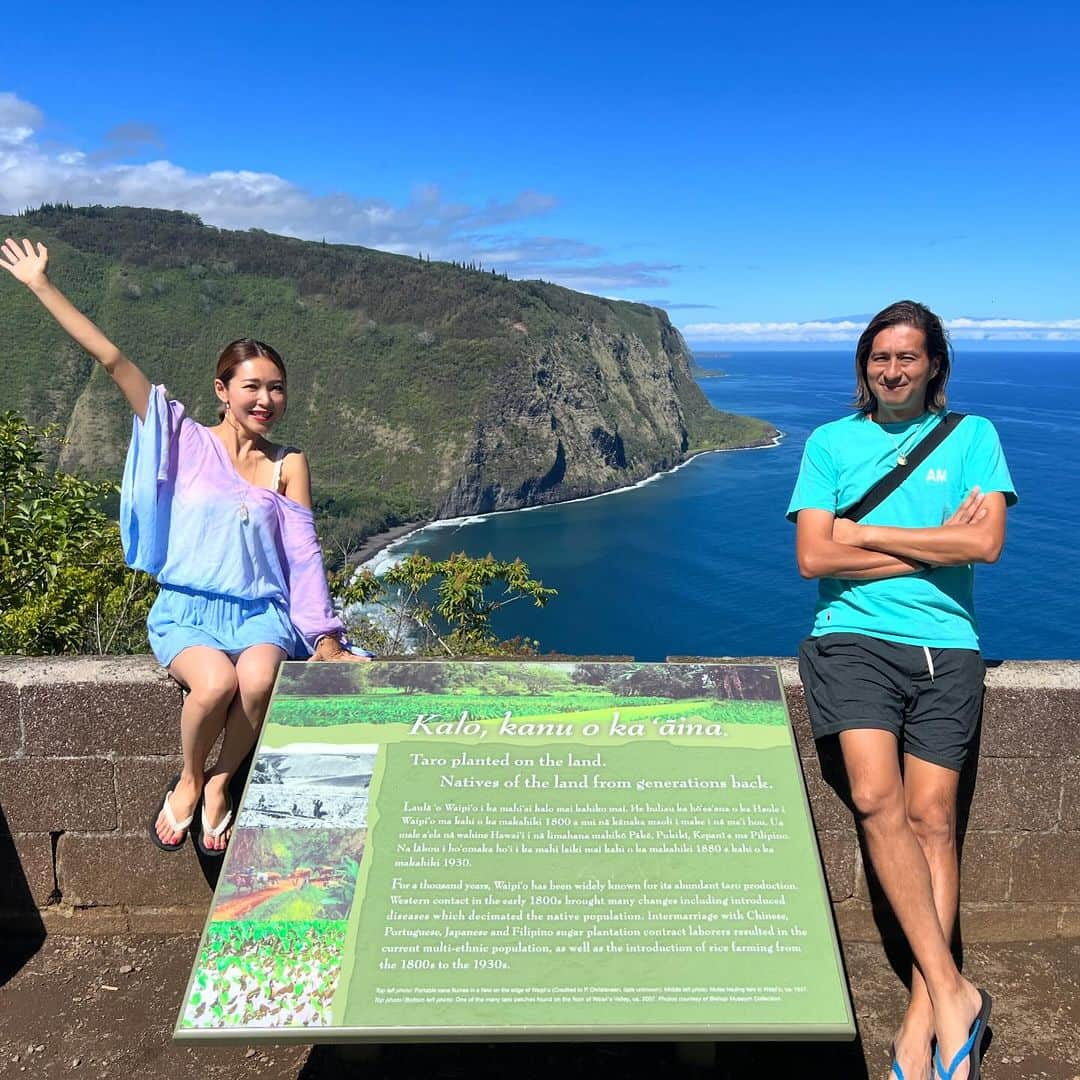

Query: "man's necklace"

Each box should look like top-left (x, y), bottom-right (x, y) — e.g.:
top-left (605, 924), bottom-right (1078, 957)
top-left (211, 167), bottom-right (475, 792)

top-left (876, 412), bottom-right (934, 466)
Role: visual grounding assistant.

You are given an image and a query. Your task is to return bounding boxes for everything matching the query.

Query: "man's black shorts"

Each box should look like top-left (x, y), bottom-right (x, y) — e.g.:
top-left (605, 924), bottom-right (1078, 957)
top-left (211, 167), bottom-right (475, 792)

top-left (798, 632), bottom-right (986, 771)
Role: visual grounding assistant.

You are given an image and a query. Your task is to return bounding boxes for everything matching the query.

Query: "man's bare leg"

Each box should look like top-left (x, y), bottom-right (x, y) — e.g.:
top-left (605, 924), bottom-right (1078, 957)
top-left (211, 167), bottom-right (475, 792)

top-left (155, 646), bottom-right (238, 845)
top-left (892, 756), bottom-right (962, 1080)
top-left (839, 730), bottom-right (982, 1080)
top-left (201, 644), bottom-right (285, 851)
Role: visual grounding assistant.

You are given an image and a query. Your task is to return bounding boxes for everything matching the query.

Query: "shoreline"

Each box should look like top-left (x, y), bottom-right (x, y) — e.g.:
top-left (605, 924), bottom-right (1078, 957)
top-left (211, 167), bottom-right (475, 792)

top-left (351, 521), bottom-right (430, 566)
top-left (354, 430), bottom-right (784, 573)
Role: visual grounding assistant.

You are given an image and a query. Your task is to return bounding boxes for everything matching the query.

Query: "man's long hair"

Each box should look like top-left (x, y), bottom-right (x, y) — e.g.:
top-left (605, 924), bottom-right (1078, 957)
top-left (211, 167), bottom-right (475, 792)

top-left (853, 300), bottom-right (952, 413)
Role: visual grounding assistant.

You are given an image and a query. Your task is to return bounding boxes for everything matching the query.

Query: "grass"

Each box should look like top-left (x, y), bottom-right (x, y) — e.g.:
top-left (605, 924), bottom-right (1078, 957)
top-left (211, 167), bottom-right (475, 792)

top-left (268, 692), bottom-right (786, 728)
top-left (269, 691), bottom-right (672, 727)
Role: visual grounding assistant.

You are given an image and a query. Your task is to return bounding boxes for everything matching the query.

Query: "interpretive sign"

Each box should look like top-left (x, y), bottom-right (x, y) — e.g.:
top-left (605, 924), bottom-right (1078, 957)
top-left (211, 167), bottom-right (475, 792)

top-left (176, 661), bottom-right (854, 1042)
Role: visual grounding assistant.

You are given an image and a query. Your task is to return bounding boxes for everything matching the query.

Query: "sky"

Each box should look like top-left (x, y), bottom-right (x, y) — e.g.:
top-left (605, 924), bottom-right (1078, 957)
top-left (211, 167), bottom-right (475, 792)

top-left (3, 1), bottom-right (1079, 348)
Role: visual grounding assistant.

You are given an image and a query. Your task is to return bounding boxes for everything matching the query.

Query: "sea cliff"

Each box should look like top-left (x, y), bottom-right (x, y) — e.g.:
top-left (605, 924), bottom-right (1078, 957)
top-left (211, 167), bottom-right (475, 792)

top-left (1, 205), bottom-right (776, 539)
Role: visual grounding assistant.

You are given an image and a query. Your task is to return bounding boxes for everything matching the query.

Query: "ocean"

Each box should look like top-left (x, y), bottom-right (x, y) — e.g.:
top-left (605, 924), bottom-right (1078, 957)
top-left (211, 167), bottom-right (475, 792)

top-left (372, 351), bottom-right (1077, 661)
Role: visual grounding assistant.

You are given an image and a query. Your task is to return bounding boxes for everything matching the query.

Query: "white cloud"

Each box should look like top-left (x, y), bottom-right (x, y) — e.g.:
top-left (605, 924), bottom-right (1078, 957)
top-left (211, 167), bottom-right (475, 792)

top-left (0, 91), bottom-right (671, 293)
top-left (682, 320), bottom-right (864, 342)
top-left (946, 317), bottom-right (1080, 335)
top-left (682, 317), bottom-right (1080, 343)
top-left (0, 91), bottom-right (42, 147)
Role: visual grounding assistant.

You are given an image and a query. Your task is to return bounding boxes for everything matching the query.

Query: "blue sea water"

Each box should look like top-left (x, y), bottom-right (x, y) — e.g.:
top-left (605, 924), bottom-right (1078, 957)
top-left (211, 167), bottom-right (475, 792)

top-left (382, 351), bottom-right (1078, 661)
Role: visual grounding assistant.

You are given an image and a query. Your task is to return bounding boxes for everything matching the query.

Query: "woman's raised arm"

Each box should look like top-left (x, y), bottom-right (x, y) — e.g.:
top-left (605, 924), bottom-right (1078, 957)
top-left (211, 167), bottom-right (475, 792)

top-left (1, 237), bottom-right (151, 420)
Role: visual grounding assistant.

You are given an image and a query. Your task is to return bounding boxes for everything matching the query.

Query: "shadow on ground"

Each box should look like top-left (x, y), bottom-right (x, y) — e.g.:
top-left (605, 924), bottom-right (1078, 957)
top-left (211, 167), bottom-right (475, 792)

top-left (0, 804), bottom-right (47, 988)
top-left (2, 933), bottom-right (1076, 1079)
top-left (298, 1037), bottom-right (870, 1078)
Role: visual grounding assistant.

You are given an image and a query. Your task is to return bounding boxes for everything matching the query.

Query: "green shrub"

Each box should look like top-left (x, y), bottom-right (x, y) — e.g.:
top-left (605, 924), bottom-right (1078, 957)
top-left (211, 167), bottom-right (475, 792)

top-left (0, 412), bottom-right (155, 654)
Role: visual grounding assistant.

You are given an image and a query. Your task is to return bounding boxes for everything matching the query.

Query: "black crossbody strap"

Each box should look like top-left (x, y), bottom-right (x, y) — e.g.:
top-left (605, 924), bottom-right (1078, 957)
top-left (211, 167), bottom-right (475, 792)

top-left (838, 412), bottom-right (967, 522)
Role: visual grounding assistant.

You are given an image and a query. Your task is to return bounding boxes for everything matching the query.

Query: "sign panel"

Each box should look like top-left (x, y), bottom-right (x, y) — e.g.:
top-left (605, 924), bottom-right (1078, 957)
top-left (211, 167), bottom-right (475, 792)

top-left (175, 661), bottom-right (853, 1042)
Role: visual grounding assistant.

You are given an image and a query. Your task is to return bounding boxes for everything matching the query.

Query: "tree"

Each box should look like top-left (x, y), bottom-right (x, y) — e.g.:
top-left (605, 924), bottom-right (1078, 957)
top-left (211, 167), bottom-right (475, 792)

top-left (281, 662), bottom-right (369, 697)
top-left (571, 662), bottom-right (620, 688)
top-left (0, 413), bottom-right (156, 654)
top-left (619, 665), bottom-right (672, 697)
top-left (367, 660), bottom-right (450, 694)
top-left (330, 551), bottom-right (556, 657)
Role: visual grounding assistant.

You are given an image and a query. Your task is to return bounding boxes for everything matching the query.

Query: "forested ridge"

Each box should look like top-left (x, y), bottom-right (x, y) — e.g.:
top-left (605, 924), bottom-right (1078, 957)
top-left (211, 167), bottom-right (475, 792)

top-left (1, 204), bottom-right (775, 548)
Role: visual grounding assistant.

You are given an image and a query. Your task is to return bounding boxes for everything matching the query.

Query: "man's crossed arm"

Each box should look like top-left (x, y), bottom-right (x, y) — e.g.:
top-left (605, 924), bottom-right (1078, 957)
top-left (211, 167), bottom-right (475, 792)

top-left (795, 488), bottom-right (1006, 582)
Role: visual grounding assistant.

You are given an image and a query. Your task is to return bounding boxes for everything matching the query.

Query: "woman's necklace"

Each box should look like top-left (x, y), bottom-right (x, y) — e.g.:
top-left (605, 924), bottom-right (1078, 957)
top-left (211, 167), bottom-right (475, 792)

top-left (876, 412), bottom-right (933, 466)
top-left (233, 451), bottom-right (254, 525)
top-left (224, 422), bottom-right (265, 524)
top-left (216, 414), bottom-right (266, 524)
top-left (236, 454), bottom-right (266, 524)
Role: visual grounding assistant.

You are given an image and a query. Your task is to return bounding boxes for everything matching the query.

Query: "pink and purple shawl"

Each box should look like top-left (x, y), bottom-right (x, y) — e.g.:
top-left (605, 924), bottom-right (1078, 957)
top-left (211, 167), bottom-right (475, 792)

top-left (120, 385), bottom-right (344, 655)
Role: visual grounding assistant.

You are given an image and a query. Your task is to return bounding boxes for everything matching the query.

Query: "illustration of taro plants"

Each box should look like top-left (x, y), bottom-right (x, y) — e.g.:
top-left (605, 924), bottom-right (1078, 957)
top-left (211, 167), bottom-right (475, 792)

top-left (182, 919), bottom-right (345, 1029)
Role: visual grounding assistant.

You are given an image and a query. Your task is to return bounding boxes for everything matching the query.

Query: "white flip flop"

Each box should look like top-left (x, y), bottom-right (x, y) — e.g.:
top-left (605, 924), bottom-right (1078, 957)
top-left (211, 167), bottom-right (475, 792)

top-left (197, 797), bottom-right (233, 858)
top-left (149, 774), bottom-right (194, 852)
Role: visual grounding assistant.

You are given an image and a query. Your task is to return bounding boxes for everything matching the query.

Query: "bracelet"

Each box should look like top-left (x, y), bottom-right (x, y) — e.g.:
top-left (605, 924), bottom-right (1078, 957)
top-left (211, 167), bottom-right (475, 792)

top-left (313, 633), bottom-right (373, 658)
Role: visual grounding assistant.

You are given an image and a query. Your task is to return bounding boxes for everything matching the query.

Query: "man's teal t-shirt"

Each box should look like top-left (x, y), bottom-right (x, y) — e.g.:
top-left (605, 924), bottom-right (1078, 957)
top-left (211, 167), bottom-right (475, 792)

top-left (786, 411), bottom-right (1017, 650)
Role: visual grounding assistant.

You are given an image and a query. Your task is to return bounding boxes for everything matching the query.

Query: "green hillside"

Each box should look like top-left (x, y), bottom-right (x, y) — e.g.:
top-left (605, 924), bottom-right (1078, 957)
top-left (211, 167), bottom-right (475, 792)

top-left (0, 205), bottom-right (776, 547)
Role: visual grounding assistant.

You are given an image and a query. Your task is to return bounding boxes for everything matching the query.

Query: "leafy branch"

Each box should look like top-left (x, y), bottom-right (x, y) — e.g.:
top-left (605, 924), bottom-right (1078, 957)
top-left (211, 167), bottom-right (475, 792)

top-left (328, 550), bottom-right (556, 657)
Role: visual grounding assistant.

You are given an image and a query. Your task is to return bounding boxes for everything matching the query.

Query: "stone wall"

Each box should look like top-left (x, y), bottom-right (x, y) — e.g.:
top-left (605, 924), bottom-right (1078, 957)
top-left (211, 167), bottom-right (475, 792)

top-left (0, 656), bottom-right (1076, 939)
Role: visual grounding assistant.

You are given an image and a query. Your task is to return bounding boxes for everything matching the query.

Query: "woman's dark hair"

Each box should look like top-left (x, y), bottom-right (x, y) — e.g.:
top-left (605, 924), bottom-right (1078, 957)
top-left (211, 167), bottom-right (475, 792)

top-left (853, 300), bottom-right (951, 413)
top-left (216, 338), bottom-right (286, 384)
top-left (215, 339), bottom-right (287, 419)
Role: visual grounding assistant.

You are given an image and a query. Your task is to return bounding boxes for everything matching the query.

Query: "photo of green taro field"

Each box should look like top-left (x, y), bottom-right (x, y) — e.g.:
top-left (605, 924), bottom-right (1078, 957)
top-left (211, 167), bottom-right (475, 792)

top-left (269, 661), bottom-right (786, 729)
top-left (180, 919), bottom-right (345, 1030)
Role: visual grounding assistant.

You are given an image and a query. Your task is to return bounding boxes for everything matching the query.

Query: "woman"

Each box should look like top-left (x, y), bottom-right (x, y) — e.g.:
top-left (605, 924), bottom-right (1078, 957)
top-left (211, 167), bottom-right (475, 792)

top-left (1, 237), bottom-right (366, 857)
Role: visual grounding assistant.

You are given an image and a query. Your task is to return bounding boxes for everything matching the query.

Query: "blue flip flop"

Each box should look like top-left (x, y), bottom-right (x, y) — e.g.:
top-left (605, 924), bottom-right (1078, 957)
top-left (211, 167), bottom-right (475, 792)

top-left (934, 989), bottom-right (992, 1080)
top-left (890, 1050), bottom-right (930, 1079)
top-left (890, 1039), bottom-right (935, 1080)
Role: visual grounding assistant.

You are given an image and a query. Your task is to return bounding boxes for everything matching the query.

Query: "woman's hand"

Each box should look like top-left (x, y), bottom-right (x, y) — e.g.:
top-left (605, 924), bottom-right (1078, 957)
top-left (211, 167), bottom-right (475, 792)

top-left (0, 238), bottom-right (49, 289)
top-left (311, 636), bottom-right (371, 663)
top-left (0, 237), bottom-right (150, 419)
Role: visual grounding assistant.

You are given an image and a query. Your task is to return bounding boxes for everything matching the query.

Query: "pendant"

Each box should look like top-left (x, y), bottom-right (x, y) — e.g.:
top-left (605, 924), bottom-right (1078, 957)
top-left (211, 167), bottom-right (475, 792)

top-left (897, 454), bottom-right (908, 466)
top-left (239, 501), bottom-right (249, 524)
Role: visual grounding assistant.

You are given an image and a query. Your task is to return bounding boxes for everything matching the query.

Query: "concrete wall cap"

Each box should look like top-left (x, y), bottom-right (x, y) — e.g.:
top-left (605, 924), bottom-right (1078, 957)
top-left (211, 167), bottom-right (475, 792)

top-left (0, 655), bottom-right (169, 688)
top-left (1, 654), bottom-right (1078, 689)
top-left (778, 656), bottom-right (1080, 690)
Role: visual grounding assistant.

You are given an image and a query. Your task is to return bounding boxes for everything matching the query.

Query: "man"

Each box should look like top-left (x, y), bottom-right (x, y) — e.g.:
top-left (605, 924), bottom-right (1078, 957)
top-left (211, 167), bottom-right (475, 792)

top-left (787, 301), bottom-right (1016, 1080)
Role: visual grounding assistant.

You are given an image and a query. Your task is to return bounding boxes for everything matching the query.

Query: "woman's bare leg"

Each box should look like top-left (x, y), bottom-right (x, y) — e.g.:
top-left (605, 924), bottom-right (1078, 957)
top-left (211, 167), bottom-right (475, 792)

top-left (201, 644), bottom-right (286, 850)
top-left (156, 646), bottom-right (238, 845)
